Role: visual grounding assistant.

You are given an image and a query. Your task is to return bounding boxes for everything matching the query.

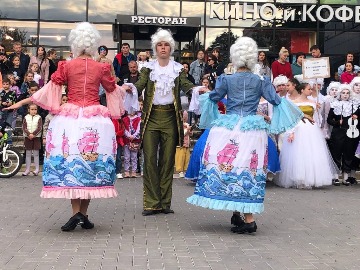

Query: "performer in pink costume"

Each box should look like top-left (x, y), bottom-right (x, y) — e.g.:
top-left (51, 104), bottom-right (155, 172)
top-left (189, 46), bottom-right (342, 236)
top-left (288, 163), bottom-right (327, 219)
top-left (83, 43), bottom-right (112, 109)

top-left (5, 22), bottom-right (125, 231)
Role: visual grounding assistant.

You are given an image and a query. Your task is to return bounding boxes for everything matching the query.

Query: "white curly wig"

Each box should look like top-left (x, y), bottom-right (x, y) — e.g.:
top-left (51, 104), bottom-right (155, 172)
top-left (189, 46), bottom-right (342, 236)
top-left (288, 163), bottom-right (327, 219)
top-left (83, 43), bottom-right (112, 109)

top-left (273, 75), bottom-right (288, 87)
top-left (337, 83), bottom-right (352, 100)
top-left (293, 74), bottom-right (304, 84)
top-left (68, 22), bottom-right (101, 57)
top-left (151, 28), bottom-right (175, 57)
top-left (350, 76), bottom-right (360, 90)
top-left (230, 37), bottom-right (258, 71)
top-left (326, 81), bottom-right (341, 95)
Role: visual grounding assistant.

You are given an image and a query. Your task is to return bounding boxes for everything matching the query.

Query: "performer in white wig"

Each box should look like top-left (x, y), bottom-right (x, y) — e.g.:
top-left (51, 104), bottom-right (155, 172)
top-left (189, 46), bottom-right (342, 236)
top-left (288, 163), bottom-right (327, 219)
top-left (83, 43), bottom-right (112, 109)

top-left (186, 36), bottom-right (304, 234)
top-left (327, 83), bottom-right (359, 186)
top-left (123, 28), bottom-right (195, 216)
top-left (273, 75), bottom-right (288, 97)
top-left (5, 22), bottom-right (126, 231)
top-left (350, 76), bottom-right (360, 102)
top-left (323, 81), bottom-right (341, 139)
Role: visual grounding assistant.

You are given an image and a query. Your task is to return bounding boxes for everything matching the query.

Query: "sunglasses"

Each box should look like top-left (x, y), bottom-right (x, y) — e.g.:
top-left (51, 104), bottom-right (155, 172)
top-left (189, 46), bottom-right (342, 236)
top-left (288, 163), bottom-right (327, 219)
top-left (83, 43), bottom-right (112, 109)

top-left (0, 49), bottom-right (4, 52)
top-left (207, 59), bottom-right (213, 61)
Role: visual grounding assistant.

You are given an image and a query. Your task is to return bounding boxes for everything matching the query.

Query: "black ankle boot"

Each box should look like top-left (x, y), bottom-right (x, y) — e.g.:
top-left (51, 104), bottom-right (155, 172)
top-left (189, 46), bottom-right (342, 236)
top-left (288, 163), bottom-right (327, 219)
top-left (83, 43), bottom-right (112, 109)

top-left (81, 215), bottom-right (94, 229)
top-left (231, 221), bottom-right (257, 234)
top-left (231, 213), bottom-right (245, 227)
top-left (61, 212), bottom-right (85, 231)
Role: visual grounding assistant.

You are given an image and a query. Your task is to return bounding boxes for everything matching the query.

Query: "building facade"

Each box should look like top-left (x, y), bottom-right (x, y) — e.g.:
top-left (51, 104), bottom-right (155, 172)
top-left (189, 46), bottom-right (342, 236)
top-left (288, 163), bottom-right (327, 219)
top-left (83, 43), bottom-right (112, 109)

top-left (0, 0), bottom-right (359, 73)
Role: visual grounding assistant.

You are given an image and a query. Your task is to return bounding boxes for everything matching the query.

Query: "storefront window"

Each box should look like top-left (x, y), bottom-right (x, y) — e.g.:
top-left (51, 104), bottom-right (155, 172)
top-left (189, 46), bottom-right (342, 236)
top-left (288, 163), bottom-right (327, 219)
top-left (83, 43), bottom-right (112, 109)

top-left (137, 1), bottom-right (180, 17)
top-left (39, 22), bottom-right (116, 59)
top-left (181, 2), bottom-right (205, 25)
top-left (205, 27), bottom-right (228, 51)
top-left (0, 20), bottom-right (38, 53)
top-left (89, 0), bottom-right (135, 22)
top-left (0, 0), bottom-right (38, 20)
top-left (277, 0), bottom-right (316, 3)
top-left (40, 0), bottom-right (86, 21)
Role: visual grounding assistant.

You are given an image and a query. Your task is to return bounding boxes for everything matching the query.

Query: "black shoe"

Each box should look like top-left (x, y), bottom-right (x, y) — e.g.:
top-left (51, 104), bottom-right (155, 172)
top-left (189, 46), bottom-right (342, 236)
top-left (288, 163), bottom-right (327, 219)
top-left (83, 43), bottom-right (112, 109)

top-left (231, 221), bottom-right (257, 234)
top-left (81, 215), bottom-right (94, 229)
top-left (231, 213), bottom-right (245, 226)
top-left (61, 212), bottom-right (85, 231)
top-left (333, 179), bottom-right (340, 186)
top-left (342, 180), bottom-right (351, 186)
top-left (348, 177), bottom-right (358, 185)
top-left (161, 208), bottom-right (174, 214)
top-left (142, 210), bottom-right (160, 216)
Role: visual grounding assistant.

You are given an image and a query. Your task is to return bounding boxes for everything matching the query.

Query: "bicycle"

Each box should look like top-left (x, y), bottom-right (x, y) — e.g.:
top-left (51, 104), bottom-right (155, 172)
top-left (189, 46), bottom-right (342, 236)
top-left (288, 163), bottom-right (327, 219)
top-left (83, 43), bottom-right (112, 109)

top-left (0, 128), bottom-right (23, 178)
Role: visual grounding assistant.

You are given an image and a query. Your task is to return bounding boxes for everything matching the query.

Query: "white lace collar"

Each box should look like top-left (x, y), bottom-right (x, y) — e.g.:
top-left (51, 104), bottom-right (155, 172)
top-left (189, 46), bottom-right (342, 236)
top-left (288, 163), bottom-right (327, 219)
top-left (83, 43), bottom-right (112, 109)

top-left (144, 60), bottom-right (183, 96)
top-left (331, 100), bottom-right (356, 117)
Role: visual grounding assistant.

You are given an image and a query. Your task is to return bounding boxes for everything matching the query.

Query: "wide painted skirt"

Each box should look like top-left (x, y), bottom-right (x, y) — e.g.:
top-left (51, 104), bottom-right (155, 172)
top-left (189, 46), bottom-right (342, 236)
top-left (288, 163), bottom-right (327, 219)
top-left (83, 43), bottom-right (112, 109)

top-left (186, 123), bottom-right (268, 214)
top-left (40, 112), bottom-right (118, 199)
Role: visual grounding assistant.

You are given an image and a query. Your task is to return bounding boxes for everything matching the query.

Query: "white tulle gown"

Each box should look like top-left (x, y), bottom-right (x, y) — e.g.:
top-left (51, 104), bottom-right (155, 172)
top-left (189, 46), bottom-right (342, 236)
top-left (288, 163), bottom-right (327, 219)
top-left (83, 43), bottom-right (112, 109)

top-left (276, 102), bottom-right (338, 189)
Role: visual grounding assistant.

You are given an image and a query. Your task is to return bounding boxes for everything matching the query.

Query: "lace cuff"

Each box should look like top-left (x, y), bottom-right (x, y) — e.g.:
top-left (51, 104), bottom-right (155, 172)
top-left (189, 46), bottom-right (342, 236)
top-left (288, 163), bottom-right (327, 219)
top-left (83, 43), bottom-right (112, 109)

top-left (269, 98), bottom-right (303, 134)
top-left (106, 85), bottom-right (126, 119)
top-left (30, 81), bottom-right (62, 114)
top-left (198, 92), bottom-right (220, 129)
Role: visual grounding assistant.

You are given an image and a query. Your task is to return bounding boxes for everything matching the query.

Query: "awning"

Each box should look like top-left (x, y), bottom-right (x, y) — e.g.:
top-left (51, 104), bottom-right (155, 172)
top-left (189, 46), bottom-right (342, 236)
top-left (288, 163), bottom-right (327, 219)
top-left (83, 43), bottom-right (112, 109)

top-left (113, 15), bottom-right (201, 42)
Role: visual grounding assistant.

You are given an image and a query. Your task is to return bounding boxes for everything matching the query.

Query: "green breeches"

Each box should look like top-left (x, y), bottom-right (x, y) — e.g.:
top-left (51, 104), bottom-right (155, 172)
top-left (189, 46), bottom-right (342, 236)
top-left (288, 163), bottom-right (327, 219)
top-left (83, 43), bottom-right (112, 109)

top-left (142, 107), bottom-right (178, 210)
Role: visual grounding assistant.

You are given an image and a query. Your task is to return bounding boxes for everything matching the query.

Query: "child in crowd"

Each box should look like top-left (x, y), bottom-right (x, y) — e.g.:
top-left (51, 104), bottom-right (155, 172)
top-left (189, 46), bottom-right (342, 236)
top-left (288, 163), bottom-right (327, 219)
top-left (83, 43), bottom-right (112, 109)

top-left (137, 52), bottom-right (148, 71)
top-left (29, 63), bottom-right (41, 85)
top-left (22, 104), bottom-right (42, 176)
top-left (189, 77), bottom-right (212, 128)
top-left (20, 71), bottom-right (35, 94)
top-left (18, 81), bottom-right (39, 119)
top-left (10, 55), bottom-right (24, 88)
top-left (136, 98), bottom-right (143, 176)
top-left (7, 74), bottom-right (21, 98)
top-left (111, 116), bottom-right (125, 179)
top-left (0, 77), bottom-right (17, 144)
top-left (123, 108), bottom-right (141, 178)
top-left (175, 111), bottom-right (192, 178)
top-left (43, 94), bottom-right (68, 147)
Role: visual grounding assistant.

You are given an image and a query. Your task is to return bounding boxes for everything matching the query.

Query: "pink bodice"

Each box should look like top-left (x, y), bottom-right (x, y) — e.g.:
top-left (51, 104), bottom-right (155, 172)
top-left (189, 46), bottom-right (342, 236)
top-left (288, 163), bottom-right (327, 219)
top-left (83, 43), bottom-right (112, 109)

top-left (51, 58), bottom-right (116, 107)
top-left (31, 58), bottom-right (125, 119)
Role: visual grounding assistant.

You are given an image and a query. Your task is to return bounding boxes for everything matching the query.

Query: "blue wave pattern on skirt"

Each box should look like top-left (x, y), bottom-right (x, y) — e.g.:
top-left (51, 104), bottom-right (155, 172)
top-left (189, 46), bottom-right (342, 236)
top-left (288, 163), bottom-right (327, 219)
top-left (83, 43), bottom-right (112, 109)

top-left (187, 164), bottom-right (266, 213)
top-left (42, 154), bottom-right (116, 187)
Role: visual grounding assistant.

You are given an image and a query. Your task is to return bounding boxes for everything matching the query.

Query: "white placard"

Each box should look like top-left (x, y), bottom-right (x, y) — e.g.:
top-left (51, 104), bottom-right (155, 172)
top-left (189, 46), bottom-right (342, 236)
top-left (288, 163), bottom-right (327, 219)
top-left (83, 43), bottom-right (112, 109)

top-left (302, 57), bottom-right (330, 79)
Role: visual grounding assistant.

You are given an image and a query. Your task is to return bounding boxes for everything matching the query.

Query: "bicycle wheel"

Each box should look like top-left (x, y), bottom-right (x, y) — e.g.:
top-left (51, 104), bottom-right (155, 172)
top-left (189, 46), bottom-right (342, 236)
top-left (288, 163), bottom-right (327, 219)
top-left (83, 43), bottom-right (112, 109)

top-left (0, 148), bottom-right (23, 178)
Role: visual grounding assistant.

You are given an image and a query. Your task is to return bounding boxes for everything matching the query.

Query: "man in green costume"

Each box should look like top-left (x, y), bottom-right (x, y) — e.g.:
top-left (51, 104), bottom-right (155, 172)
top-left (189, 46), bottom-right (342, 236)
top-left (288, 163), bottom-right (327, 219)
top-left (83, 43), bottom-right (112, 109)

top-left (124, 28), bottom-right (195, 215)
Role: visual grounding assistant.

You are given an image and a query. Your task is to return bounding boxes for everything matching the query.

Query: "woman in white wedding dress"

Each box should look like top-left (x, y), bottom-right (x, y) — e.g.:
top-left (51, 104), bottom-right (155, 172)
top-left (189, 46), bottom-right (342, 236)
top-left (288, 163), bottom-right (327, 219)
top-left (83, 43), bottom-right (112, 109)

top-left (276, 83), bottom-right (338, 189)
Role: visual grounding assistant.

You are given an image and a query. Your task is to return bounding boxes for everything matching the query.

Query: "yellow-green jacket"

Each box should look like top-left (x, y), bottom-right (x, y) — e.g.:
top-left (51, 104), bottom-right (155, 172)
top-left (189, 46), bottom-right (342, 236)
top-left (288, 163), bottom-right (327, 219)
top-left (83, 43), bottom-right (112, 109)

top-left (135, 66), bottom-right (194, 147)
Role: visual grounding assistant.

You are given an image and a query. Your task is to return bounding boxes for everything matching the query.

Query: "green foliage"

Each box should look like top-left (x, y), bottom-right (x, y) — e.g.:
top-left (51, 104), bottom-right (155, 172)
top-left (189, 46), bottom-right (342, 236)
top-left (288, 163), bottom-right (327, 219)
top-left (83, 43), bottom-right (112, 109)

top-left (207, 31), bottom-right (239, 64)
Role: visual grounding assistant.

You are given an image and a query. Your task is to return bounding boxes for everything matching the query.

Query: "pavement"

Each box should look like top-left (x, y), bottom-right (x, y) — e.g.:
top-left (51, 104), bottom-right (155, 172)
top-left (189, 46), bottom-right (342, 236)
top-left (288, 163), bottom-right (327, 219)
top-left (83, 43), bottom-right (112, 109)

top-left (1, 175), bottom-right (360, 270)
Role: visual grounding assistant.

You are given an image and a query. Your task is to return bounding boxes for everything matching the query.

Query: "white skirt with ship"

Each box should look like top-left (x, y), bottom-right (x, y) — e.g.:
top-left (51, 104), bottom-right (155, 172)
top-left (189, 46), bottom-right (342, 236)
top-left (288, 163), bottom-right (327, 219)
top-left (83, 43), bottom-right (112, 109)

top-left (30, 81), bottom-right (125, 199)
top-left (186, 93), bottom-right (303, 214)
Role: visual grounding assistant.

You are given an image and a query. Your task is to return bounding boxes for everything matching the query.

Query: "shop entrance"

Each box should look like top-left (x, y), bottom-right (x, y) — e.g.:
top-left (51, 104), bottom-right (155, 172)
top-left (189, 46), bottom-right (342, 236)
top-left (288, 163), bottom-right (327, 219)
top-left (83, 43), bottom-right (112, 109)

top-left (113, 15), bottom-right (201, 61)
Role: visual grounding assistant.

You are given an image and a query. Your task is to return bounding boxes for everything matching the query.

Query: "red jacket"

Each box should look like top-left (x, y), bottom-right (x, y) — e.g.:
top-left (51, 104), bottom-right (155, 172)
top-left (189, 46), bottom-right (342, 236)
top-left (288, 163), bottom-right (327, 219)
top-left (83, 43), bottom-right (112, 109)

top-left (123, 115), bottom-right (141, 145)
top-left (271, 60), bottom-right (293, 80)
top-left (341, 72), bottom-right (356, 84)
top-left (111, 118), bottom-right (125, 147)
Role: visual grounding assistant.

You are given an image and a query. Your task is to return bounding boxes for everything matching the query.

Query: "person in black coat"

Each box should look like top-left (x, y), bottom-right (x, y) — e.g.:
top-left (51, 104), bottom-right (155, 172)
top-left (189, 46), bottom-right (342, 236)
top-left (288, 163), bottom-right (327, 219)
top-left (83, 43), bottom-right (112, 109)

top-left (327, 84), bottom-right (360, 186)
